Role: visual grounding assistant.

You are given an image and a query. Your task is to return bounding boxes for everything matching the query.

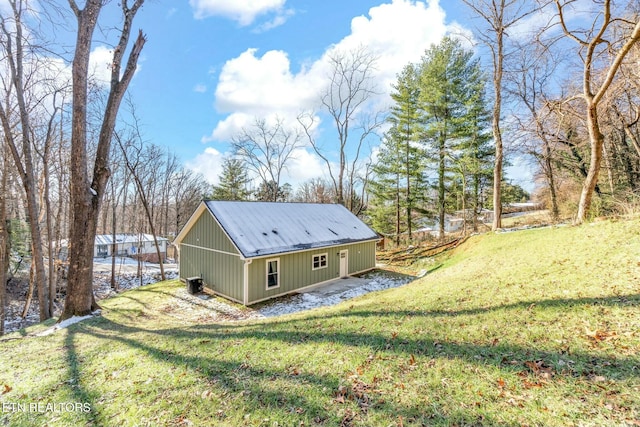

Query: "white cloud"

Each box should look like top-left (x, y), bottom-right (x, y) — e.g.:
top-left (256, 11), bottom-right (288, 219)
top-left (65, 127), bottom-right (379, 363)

top-left (335, 0), bottom-right (449, 89)
top-left (88, 45), bottom-right (143, 88)
top-left (282, 148), bottom-right (327, 185)
top-left (208, 0), bottom-right (454, 142)
top-left (253, 7), bottom-right (295, 32)
top-left (185, 147), bottom-right (226, 184)
top-left (194, 83), bottom-right (207, 93)
top-left (88, 45), bottom-right (114, 86)
top-left (215, 48), bottom-right (319, 114)
top-left (189, 0), bottom-right (288, 26)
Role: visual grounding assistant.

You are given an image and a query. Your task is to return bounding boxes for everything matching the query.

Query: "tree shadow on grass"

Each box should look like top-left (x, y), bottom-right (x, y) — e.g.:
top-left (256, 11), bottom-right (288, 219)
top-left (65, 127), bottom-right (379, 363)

top-left (68, 289), bottom-right (640, 426)
top-left (61, 330), bottom-right (100, 425)
top-left (72, 317), bottom-right (522, 427)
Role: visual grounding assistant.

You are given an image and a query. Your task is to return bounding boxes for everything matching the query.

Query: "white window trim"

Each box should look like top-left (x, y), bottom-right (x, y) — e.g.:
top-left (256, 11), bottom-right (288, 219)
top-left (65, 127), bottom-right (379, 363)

top-left (266, 258), bottom-right (280, 290)
top-left (312, 253), bottom-right (328, 271)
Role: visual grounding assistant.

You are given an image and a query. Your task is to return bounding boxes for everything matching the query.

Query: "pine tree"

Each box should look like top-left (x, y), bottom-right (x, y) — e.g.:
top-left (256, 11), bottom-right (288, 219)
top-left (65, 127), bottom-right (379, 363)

top-left (419, 36), bottom-right (492, 239)
top-left (370, 133), bottom-right (404, 244)
top-left (370, 64), bottom-right (426, 245)
top-left (210, 158), bottom-right (251, 201)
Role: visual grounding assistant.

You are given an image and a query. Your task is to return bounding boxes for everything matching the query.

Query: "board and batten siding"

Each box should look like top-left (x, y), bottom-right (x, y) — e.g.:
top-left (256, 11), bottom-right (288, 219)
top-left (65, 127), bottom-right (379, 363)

top-left (179, 210), bottom-right (245, 302)
top-left (246, 241), bottom-right (376, 304)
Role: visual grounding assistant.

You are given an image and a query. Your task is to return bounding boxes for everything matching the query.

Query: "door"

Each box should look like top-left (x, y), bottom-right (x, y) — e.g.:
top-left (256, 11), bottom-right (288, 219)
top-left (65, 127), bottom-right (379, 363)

top-left (339, 250), bottom-right (348, 278)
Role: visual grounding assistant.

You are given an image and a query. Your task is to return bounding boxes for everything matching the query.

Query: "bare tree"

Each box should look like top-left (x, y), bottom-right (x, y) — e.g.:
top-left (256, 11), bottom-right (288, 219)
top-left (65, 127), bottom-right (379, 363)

top-left (461, 0), bottom-right (542, 230)
top-left (62, 0), bottom-right (145, 319)
top-left (116, 131), bottom-right (166, 281)
top-left (0, 0), bottom-right (60, 319)
top-left (294, 178), bottom-right (336, 203)
top-left (231, 116), bottom-right (303, 202)
top-left (171, 168), bottom-right (208, 236)
top-left (299, 45), bottom-right (384, 211)
top-left (0, 140), bottom-right (8, 335)
top-left (553, 0), bottom-right (640, 224)
top-left (508, 40), bottom-right (563, 220)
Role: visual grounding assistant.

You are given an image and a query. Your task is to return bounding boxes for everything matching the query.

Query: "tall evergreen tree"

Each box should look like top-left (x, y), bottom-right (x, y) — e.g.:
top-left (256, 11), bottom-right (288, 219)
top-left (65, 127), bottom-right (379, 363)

top-left (419, 36), bottom-right (491, 239)
top-left (370, 132), bottom-right (404, 244)
top-left (370, 64), bottom-right (426, 244)
top-left (456, 61), bottom-right (494, 232)
top-left (210, 158), bottom-right (251, 201)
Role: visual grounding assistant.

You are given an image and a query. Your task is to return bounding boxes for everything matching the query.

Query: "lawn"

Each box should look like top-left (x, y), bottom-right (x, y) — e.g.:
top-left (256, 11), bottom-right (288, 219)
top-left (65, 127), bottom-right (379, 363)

top-left (1, 217), bottom-right (639, 426)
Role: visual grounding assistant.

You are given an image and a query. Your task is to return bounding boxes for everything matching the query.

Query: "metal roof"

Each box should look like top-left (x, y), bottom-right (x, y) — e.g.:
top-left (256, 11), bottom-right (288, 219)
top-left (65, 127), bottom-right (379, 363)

top-left (203, 201), bottom-right (379, 258)
top-left (94, 234), bottom-right (168, 246)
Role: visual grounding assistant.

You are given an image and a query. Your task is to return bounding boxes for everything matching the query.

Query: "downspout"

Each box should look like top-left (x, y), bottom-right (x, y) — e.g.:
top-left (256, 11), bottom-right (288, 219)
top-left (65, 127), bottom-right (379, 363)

top-left (243, 258), bottom-right (252, 305)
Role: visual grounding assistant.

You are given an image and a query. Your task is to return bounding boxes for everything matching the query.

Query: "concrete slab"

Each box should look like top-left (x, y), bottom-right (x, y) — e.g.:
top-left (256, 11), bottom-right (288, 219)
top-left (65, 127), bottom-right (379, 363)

top-left (301, 276), bottom-right (370, 298)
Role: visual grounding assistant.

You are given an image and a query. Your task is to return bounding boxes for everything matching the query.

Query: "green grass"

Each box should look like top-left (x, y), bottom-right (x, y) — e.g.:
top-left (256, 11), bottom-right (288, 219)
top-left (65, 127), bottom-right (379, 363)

top-left (1, 217), bottom-right (640, 426)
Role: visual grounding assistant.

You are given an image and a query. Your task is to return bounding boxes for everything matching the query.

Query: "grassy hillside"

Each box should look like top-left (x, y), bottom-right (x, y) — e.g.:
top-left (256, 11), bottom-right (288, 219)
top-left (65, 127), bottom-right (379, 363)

top-left (1, 218), bottom-right (639, 426)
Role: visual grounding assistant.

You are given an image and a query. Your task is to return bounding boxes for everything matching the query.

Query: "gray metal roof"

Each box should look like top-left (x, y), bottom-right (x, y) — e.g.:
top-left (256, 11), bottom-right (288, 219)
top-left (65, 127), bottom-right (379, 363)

top-left (94, 234), bottom-right (168, 246)
top-left (204, 201), bottom-right (379, 258)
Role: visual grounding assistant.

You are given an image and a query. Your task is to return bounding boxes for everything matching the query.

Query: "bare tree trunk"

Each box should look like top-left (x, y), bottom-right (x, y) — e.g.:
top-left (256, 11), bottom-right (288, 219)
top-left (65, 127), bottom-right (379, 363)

top-left (0, 2), bottom-right (51, 320)
top-left (111, 188), bottom-right (118, 290)
top-left (576, 106), bottom-right (604, 222)
top-left (544, 141), bottom-right (560, 221)
top-left (461, 0), bottom-right (543, 231)
top-left (0, 144), bottom-right (8, 335)
top-left (21, 262), bottom-right (35, 318)
top-left (554, 1), bottom-right (640, 224)
top-left (438, 136), bottom-right (446, 241)
top-left (62, 0), bottom-right (145, 320)
top-left (117, 135), bottom-right (166, 281)
top-left (491, 26), bottom-right (504, 231)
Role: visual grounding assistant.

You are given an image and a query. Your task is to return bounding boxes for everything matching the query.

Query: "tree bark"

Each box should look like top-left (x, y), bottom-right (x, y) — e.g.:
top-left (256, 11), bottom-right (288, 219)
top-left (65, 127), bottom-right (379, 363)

top-left (0, 144), bottom-right (8, 335)
top-left (62, 0), bottom-right (145, 320)
top-left (555, 0), bottom-right (640, 224)
top-left (575, 105), bottom-right (604, 222)
top-left (0, 3), bottom-right (51, 319)
top-left (491, 26), bottom-right (504, 231)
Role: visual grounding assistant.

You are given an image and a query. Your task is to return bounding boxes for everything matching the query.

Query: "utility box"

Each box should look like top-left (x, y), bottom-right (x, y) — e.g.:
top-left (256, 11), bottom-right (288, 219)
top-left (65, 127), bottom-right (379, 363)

top-left (186, 277), bottom-right (203, 294)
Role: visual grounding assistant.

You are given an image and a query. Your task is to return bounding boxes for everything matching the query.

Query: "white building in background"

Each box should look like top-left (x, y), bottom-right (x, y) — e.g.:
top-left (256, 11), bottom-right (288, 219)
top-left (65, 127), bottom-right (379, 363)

top-left (60, 234), bottom-right (168, 262)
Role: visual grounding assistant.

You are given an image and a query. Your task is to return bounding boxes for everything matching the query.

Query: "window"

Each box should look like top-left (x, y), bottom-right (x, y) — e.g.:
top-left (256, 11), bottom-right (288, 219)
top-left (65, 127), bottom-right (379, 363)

top-left (312, 253), bottom-right (328, 270)
top-left (97, 245), bottom-right (108, 257)
top-left (266, 258), bottom-right (280, 289)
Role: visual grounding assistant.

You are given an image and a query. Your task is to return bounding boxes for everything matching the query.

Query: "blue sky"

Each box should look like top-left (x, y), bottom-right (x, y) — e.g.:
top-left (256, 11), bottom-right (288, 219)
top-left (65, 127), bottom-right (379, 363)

top-left (98, 0), bottom-right (535, 189)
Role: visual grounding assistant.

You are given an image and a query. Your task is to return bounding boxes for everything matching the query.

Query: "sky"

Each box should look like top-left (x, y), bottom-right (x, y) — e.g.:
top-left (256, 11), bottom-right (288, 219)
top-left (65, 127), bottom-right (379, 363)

top-left (96, 0), bottom-right (536, 191)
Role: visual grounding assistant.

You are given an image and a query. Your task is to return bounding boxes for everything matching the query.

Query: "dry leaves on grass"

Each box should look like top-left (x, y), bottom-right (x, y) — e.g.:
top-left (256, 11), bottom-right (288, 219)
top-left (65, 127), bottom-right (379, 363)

top-left (523, 360), bottom-right (553, 380)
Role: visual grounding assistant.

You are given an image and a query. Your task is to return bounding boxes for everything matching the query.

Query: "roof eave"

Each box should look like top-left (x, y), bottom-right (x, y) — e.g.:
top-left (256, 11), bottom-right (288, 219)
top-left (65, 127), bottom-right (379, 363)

top-left (243, 236), bottom-right (380, 260)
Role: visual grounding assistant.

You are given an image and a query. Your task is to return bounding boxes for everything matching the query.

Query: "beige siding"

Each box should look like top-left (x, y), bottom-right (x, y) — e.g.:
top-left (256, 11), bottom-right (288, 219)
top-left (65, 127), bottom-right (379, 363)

top-left (179, 210), bottom-right (244, 302)
top-left (246, 241), bottom-right (376, 304)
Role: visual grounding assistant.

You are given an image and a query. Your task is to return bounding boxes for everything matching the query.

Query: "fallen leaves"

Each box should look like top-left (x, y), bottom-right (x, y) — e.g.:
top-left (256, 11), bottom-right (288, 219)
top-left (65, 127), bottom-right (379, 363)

top-left (2, 384), bottom-right (11, 395)
top-left (334, 374), bottom-right (382, 414)
top-left (585, 328), bottom-right (618, 346)
top-left (523, 360), bottom-right (553, 380)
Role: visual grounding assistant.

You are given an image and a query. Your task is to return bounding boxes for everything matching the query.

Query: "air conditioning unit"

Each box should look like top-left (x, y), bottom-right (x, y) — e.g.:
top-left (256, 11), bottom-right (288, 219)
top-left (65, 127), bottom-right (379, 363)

top-left (186, 277), bottom-right (203, 294)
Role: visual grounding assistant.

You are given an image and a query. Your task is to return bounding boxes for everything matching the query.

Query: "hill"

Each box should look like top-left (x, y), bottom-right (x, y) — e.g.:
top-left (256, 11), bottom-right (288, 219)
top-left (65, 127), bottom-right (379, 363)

top-left (1, 218), bottom-right (639, 426)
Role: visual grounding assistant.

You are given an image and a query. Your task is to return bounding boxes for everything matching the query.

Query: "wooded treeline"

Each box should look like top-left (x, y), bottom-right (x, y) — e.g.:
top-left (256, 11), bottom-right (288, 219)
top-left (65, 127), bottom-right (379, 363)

top-left (0, 1), bottom-right (210, 331)
top-left (1, 0), bottom-right (640, 332)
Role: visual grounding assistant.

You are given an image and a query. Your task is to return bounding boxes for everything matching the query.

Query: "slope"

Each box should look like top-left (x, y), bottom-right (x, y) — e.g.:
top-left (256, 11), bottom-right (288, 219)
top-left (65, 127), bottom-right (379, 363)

top-left (1, 218), bottom-right (639, 426)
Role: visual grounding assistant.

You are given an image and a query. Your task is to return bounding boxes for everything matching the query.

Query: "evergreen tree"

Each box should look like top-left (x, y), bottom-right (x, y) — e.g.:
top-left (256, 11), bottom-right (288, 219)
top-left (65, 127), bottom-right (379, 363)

top-left (455, 59), bottom-right (494, 231)
top-left (255, 181), bottom-right (292, 202)
top-left (370, 133), bottom-right (404, 244)
top-left (370, 64), bottom-right (426, 244)
top-left (419, 36), bottom-right (492, 239)
top-left (210, 158), bottom-right (251, 201)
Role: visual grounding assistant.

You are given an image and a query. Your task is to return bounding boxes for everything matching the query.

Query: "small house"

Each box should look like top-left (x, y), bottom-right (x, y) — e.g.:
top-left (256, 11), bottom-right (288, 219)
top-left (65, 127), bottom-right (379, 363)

top-left (173, 201), bottom-right (380, 305)
top-left (93, 234), bottom-right (168, 262)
